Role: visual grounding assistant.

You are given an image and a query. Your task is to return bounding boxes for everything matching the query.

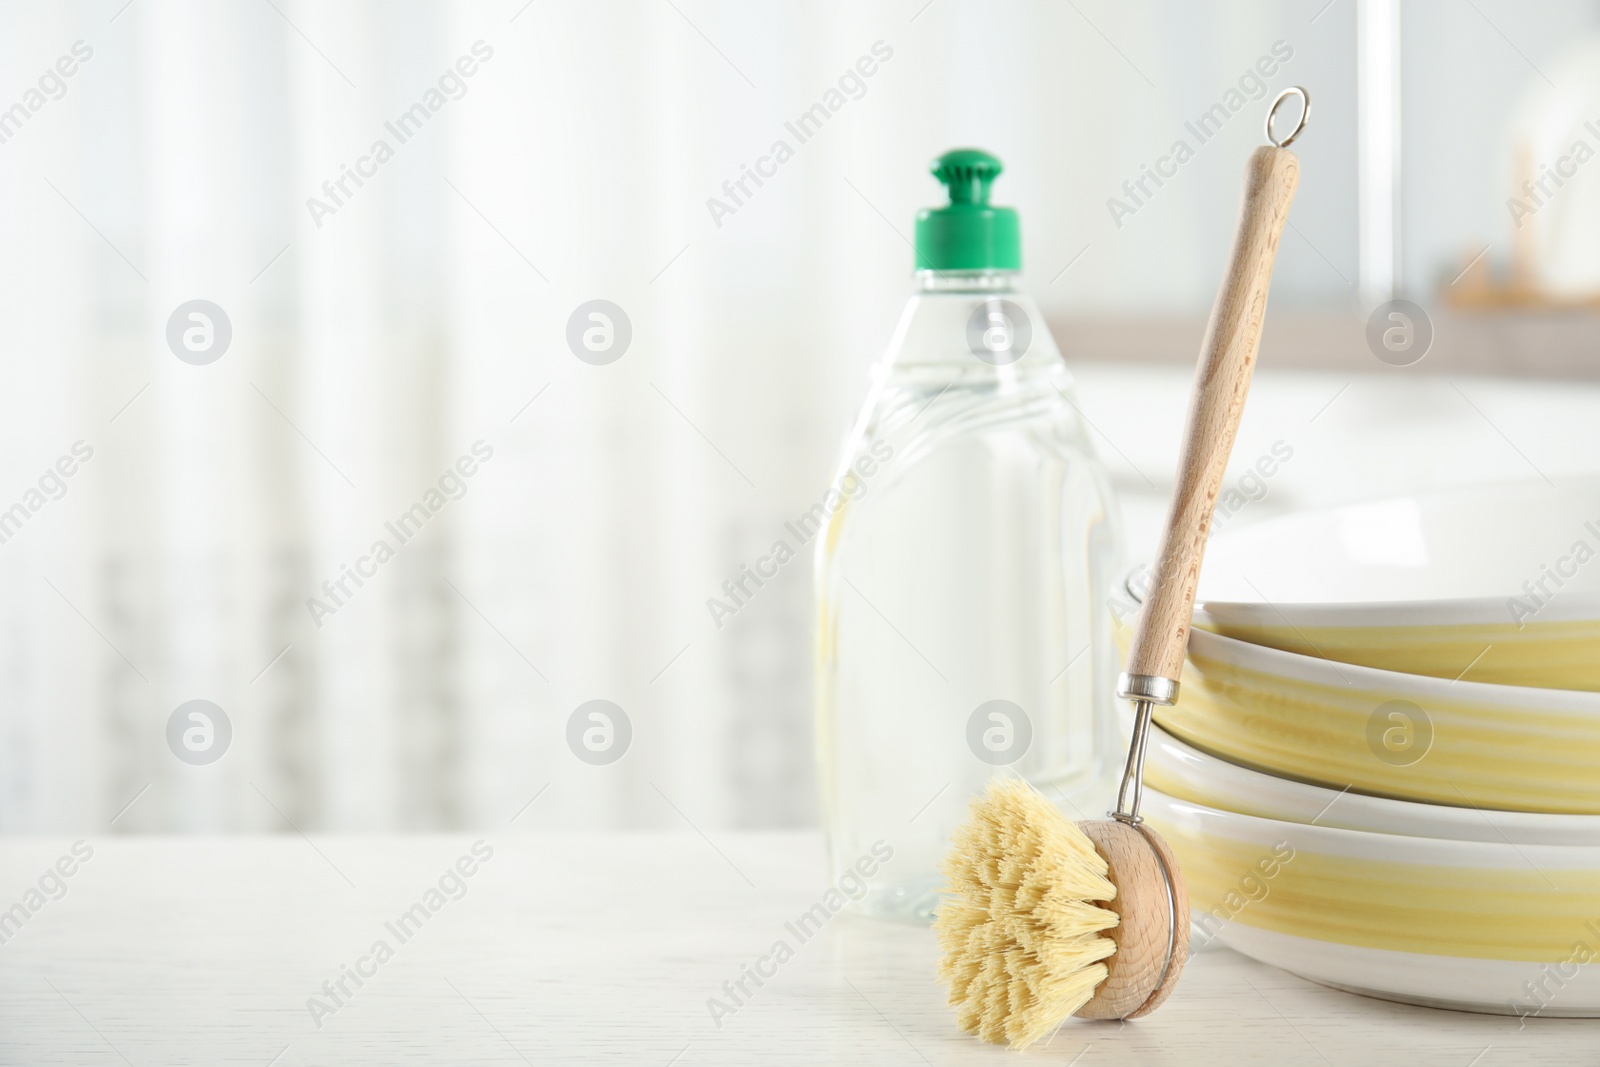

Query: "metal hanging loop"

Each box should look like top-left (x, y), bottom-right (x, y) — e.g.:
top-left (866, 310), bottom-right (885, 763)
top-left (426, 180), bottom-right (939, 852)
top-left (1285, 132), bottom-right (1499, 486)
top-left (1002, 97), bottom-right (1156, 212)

top-left (1265, 86), bottom-right (1311, 148)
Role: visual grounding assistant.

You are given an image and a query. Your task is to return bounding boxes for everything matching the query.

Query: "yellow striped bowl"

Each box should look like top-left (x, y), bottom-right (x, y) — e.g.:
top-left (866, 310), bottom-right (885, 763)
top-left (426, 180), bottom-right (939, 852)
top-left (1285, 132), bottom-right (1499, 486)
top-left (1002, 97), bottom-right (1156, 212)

top-left (1142, 719), bottom-right (1600, 845)
top-left (1152, 624), bottom-right (1600, 814)
top-left (1144, 785), bottom-right (1600, 1015)
top-left (1191, 478), bottom-right (1600, 691)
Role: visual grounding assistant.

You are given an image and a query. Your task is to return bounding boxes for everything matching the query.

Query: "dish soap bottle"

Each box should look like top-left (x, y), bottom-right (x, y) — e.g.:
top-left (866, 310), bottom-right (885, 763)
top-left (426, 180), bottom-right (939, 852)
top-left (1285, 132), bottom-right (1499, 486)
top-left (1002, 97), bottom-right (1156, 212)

top-left (814, 149), bottom-right (1121, 922)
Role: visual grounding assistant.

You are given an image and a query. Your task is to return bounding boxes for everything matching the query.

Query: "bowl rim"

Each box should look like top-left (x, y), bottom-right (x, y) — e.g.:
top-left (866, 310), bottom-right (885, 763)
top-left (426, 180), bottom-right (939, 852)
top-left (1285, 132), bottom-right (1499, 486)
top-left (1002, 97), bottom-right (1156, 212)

top-left (1143, 785), bottom-right (1600, 863)
top-left (1144, 718), bottom-right (1600, 845)
top-left (1121, 567), bottom-right (1600, 712)
top-left (1196, 598), bottom-right (1600, 629)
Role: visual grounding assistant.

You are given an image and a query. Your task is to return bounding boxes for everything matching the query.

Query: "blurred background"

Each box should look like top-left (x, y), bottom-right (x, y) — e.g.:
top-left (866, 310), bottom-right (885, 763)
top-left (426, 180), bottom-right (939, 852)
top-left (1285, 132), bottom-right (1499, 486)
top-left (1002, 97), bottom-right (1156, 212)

top-left (3, 0), bottom-right (1600, 834)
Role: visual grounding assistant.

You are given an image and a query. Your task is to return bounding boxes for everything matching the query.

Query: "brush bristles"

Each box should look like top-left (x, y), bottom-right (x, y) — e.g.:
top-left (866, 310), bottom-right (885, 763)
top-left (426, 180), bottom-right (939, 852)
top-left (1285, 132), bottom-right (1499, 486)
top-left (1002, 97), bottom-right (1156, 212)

top-left (934, 778), bottom-right (1119, 1049)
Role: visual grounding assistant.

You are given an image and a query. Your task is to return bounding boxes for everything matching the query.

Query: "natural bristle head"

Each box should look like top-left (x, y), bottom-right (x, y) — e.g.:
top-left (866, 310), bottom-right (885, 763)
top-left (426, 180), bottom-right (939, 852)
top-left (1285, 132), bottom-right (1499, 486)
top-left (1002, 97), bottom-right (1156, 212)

top-left (934, 778), bottom-right (1119, 1049)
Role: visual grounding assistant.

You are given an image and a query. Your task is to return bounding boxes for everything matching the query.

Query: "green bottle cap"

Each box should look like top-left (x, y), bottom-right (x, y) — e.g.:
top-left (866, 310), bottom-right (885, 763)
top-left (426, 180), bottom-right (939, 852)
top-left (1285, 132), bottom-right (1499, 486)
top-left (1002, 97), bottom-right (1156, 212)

top-left (914, 148), bottom-right (1021, 272)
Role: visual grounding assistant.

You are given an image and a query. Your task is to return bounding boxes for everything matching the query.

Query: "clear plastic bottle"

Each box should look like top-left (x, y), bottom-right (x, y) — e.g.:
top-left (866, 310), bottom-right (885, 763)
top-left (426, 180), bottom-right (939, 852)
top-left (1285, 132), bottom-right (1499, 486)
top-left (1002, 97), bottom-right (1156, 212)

top-left (814, 150), bottom-right (1121, 922)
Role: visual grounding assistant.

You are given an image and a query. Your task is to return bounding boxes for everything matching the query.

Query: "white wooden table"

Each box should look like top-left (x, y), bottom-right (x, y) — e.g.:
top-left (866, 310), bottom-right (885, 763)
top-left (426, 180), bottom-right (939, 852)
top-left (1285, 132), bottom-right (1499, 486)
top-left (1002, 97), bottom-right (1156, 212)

top-left (0, 834), bottom-right (1590, 1065)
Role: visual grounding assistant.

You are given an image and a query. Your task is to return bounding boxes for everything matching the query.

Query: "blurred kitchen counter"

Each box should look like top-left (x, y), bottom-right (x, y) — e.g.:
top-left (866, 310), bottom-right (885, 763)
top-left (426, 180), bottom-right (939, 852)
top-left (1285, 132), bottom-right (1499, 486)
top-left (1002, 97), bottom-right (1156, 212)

top-left (1068, 363), bottom-right (1600, 566)
top-left (0, 834), bottom-right (1589, 1065)
top-left (1055, 311), bottom-right (1600, 380)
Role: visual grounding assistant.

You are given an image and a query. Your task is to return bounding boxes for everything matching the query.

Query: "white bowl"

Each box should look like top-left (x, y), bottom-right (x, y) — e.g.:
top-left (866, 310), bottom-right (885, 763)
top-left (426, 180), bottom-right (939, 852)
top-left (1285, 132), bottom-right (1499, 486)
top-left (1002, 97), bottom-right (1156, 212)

top-left (1143, 786), bottom-right (1600, 1016)
top-left (1143, 720), bottom-right (1600, 846)
top-left (1183, 477), bottom-right (1600, 690)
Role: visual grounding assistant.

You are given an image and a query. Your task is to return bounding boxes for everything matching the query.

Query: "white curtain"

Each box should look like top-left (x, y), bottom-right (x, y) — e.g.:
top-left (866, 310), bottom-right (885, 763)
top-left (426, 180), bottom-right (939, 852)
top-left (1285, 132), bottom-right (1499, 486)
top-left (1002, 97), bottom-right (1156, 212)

top-left (1, 0), bottom-right (1360, 833)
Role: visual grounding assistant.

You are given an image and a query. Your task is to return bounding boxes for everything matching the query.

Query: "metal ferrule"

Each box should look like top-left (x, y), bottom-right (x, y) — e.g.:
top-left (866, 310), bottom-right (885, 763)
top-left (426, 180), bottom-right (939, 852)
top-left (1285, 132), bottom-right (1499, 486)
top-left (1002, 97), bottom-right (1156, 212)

top-left (1116, 672), bottom-right (1180, 706)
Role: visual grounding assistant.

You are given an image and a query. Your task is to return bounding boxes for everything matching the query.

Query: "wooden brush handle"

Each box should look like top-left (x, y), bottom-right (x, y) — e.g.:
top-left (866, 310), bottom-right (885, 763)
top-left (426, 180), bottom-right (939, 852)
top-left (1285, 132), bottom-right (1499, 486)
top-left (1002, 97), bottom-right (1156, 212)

top-left (1124, 145), bottom-right (1300, 684)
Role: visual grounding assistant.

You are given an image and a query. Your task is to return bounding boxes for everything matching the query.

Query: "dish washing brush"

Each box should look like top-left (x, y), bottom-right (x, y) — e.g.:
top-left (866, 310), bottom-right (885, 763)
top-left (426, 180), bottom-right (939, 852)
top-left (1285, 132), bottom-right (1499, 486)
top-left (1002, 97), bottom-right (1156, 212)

top-left (935, 87), bottom-right (1309, 1047)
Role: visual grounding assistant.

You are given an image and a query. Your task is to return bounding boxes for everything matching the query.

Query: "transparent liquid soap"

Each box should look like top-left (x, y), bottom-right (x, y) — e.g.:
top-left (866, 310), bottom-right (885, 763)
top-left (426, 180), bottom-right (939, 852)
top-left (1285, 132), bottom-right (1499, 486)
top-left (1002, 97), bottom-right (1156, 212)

top-left (814, 269), bottom-right (1122, 922)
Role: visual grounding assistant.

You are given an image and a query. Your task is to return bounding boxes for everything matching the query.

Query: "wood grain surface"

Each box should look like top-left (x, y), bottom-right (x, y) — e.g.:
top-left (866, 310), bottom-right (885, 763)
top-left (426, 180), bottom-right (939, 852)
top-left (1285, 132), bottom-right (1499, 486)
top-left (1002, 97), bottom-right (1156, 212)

top-left (1125, 145), bottom-right (1301, 684)
top-left (1074, 821), bottom-right (1191, 1021)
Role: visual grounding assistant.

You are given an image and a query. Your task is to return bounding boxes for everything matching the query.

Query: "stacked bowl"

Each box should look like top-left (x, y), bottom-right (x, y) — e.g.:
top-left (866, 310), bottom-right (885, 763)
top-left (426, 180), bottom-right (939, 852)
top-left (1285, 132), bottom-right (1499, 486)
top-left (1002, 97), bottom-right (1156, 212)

top-left (1121, 477), bottom-right (1600, 1016)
